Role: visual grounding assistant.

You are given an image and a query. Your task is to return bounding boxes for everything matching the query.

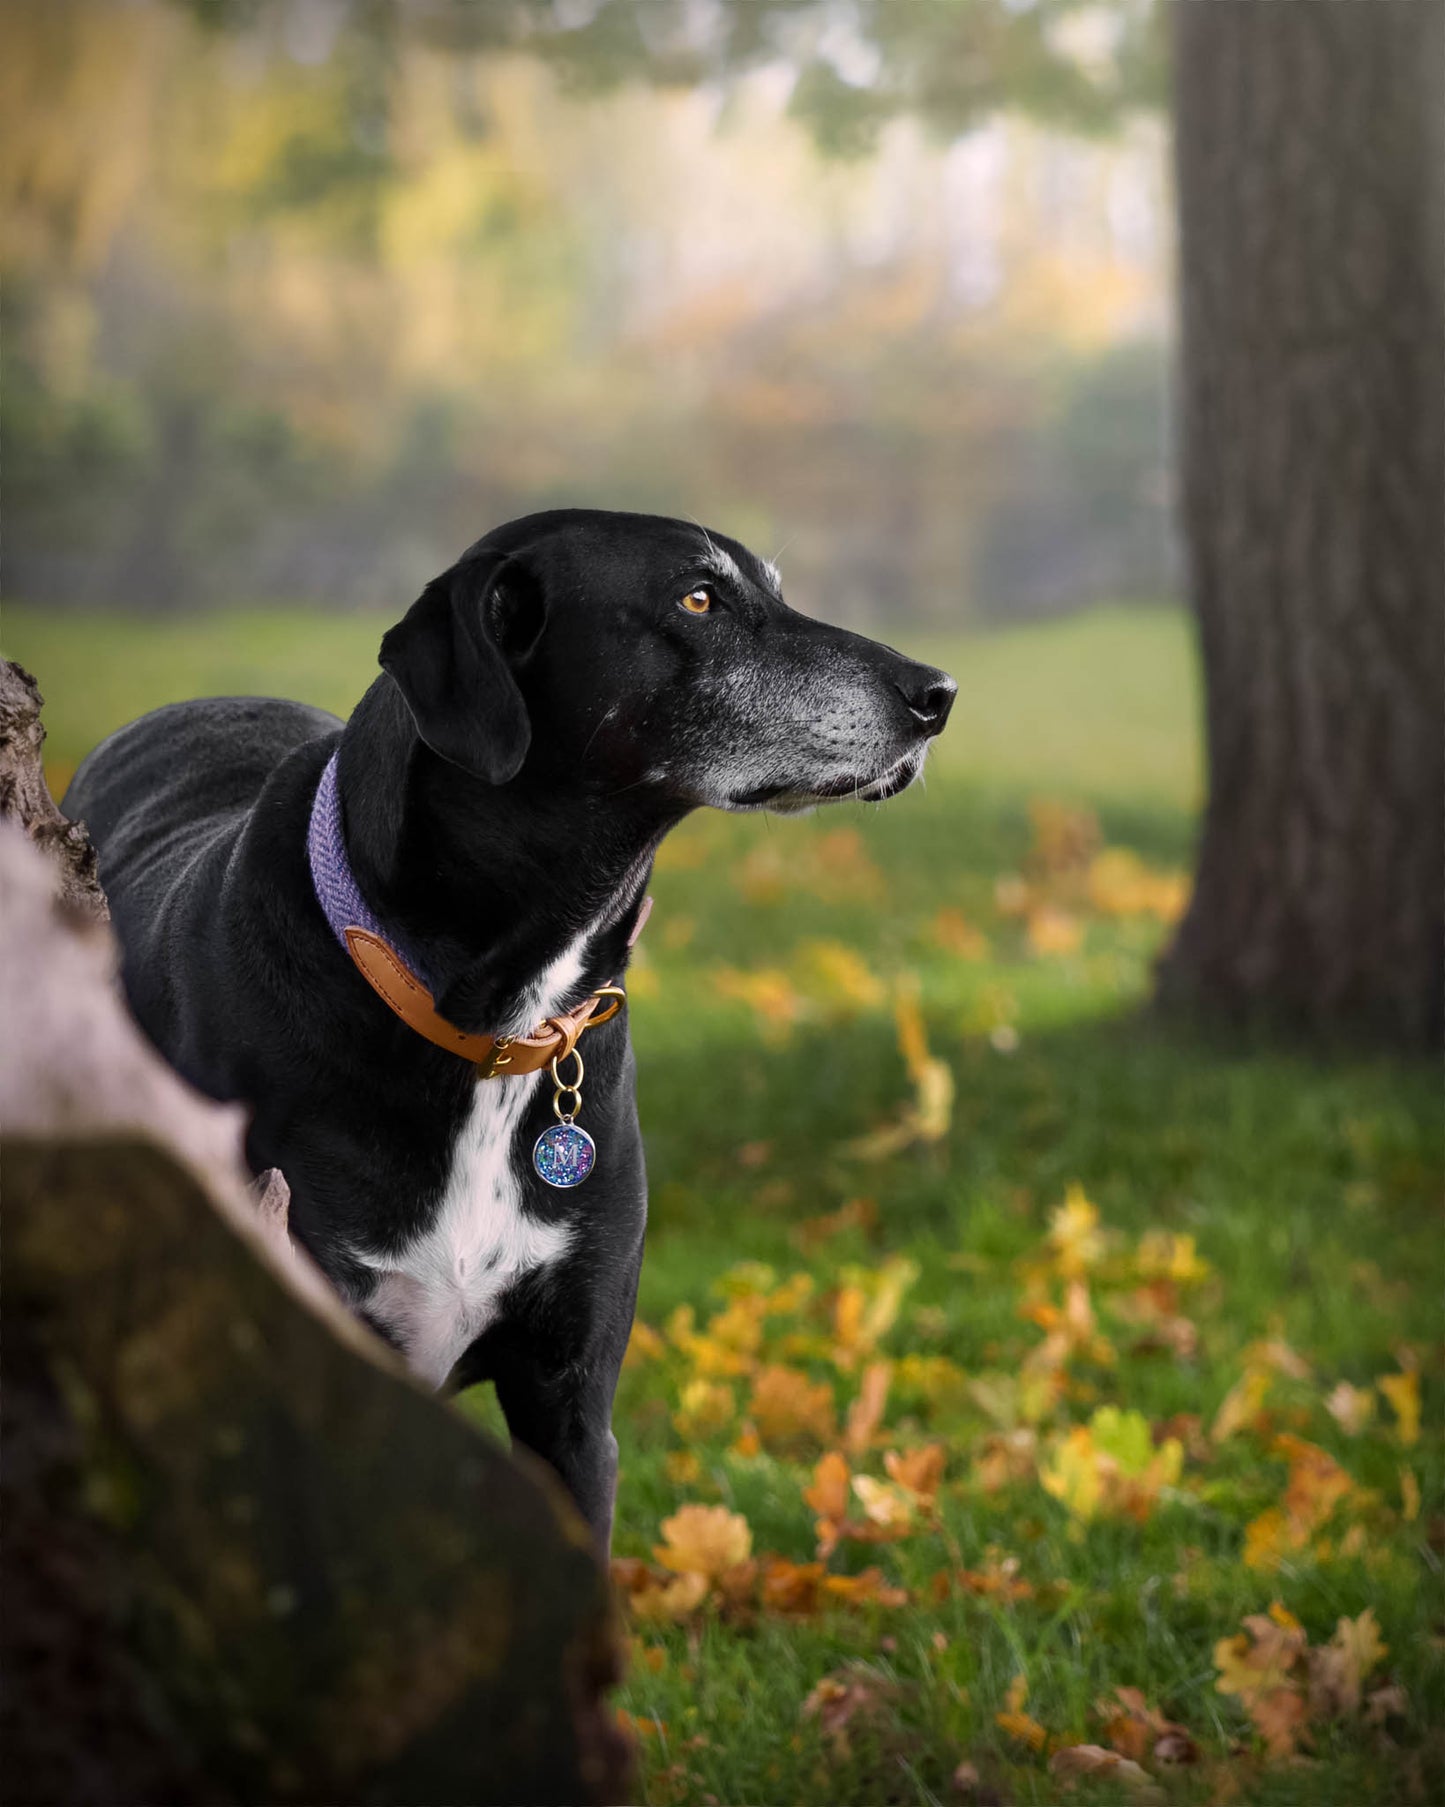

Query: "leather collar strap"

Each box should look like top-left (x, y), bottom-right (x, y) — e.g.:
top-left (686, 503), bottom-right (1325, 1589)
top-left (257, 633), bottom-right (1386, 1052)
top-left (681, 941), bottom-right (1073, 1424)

top-left (307, 750), bottom-right (635, 1079)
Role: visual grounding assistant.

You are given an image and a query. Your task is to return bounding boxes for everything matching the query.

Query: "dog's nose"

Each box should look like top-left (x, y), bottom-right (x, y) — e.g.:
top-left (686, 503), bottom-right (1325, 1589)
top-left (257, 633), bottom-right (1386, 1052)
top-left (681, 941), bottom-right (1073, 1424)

top-left (901, 668), bottom-right (957, 736)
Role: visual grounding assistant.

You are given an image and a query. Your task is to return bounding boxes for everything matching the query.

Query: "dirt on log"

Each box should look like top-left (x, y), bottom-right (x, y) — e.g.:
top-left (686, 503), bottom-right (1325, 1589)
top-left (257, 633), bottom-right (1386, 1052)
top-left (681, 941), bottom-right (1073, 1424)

top-left (0, 659), bottom-right (629, 1806)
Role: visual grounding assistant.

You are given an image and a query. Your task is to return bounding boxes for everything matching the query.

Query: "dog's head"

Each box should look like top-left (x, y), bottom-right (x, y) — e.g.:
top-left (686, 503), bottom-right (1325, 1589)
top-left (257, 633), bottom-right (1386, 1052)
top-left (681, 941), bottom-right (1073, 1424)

top-left (380, 510), bottom-right (954, 814)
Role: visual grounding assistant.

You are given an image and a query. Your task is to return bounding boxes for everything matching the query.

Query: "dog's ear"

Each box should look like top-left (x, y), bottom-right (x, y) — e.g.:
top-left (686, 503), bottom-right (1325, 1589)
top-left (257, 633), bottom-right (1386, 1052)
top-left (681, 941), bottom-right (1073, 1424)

top-left (379, 550), bottom-right (538, 784)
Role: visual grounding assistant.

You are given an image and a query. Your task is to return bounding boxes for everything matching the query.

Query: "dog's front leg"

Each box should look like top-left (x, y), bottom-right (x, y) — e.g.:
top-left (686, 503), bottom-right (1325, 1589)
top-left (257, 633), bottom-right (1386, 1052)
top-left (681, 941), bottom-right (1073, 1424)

top-left (493, 1354), bottom-right (622, 1557)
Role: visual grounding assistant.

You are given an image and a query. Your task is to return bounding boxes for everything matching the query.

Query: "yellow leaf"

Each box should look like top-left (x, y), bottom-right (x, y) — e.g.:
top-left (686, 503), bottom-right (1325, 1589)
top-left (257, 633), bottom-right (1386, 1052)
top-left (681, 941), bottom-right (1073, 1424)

top-left (1212, 1368), bottom-right (1273, 1443)
top-left (851, 1473), bottom-right (916, 1531)
top-left (655, 1504), bottom-right (752, 1580)
top-left (1135, 1229), bottom-right (1210, 1285)
top-left (1215, 1616), bottom-right (1304, 1702)
top-left (797, 938), bottom-right (886, 1011)
top-left (711, 965), bottom-right (805, 1041)
top-left (1377, 1369), bottom-right (1420, 1447)
top-left (672, 1379), bottom-right (736, 1440)
top-left (847, 987), bottom-right (953, 1159)
top-left (623, 1318), bottom-right (665, 1367)
top-left (1047, 1184), bottom-right (1106, 1275)
top-left (1041, 1425), bottom-right (1105, 1522)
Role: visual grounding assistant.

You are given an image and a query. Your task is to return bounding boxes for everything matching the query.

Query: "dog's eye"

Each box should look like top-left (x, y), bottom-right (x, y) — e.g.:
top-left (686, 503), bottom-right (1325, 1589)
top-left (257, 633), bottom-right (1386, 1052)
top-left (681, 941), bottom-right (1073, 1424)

top-left (678, 587), bottom-right (713, 616)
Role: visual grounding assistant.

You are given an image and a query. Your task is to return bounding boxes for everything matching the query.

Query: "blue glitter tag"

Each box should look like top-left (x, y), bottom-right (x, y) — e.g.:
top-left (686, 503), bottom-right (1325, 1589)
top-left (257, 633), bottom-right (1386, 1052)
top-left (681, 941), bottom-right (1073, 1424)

top-left (533, 1121), bottom-right (597, 1189)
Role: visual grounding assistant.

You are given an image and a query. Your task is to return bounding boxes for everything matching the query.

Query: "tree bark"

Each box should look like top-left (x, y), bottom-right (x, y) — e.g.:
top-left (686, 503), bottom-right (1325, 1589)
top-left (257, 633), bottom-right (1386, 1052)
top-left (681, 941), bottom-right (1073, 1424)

top-left (0, 660), bottom-right (108, 926)
top-left (1159, 0), bottom-right (1445, 1046)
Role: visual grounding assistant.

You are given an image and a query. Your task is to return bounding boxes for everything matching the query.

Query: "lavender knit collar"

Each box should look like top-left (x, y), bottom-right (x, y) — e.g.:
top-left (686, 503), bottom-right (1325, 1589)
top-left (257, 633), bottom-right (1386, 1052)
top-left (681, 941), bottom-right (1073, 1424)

top-left (307, 751), bottom-right (435, 991)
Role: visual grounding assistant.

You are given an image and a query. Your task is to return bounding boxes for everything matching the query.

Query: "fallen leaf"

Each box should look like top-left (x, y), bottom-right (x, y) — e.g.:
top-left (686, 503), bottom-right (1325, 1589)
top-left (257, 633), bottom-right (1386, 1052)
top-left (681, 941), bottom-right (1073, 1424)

top-left (1096, 1687), bottom-right (1199, 1767)
top-left (760, 1558), bottom-right (826, 1616)
top-left (1041, 1407), bottom-right (1182, 1524)
top-left (747, 1364), bottom-right (836, 1449)
top-left (1307, 1608), bottom-right (1387, 1719)
top-left (1242, 1435), bottom-right (1361, 1572)
top-left (794, 1196), bottom-right (878, 1253)
top-left (624, 1319), bottom-right (665, 1367)
top-left (932, 907), bottom-right (990, 961)
top-left (627, 1569), bottom-right (711, 1624)
top-left (883, 1441), bottom-right (946, 1507)
top-left (805, 1450), bottom-right (852, 1522)
top-left (655, 1504), bottom-right (752, 1580)
top-left (822, 1566), bottom-right (908, 1608)
top-left (848, 988), bottom-right (954, 1159)
top-left (1377, 1369), bottom-right (1420, 1447)
top-left (1215, 1608), bottom-right (1310, 1759)
top-left (672, 1378), bottom-right (736, 1439)
top-left (995, 1673), bottom-right (1048, 1751)
top-left (663, 1449), bottom-right (703, 1486)
top-left (851, 1473), bottom-right (916, 1532)
top-left (1027, 905), bottom-right (1084, 957)
top-left (1047, 1184), bottom-right (1107, 1276)
top-left (844, 1360), bottom-right (892, 1456)
top-left (616, 1709), bottom-right (669, 1741)
top-left (1325, 1381), bottom-right (1376, 1436)
top-left (801, 1663), bottom-right (899, 1756)
top-left (1049, 1744), bottom-right (1159, 1796)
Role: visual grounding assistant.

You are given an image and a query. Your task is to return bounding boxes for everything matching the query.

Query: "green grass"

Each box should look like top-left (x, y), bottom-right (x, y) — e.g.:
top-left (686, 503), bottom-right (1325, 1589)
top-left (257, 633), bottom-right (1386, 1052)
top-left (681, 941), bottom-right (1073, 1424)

top-left (6, 600), bottom-right (1439, 1806)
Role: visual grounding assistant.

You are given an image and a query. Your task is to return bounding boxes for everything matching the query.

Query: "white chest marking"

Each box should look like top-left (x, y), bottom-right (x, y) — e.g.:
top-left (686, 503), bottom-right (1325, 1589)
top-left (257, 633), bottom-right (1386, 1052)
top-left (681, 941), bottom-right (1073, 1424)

top-left (361, 928), bottom-right (595, 1389)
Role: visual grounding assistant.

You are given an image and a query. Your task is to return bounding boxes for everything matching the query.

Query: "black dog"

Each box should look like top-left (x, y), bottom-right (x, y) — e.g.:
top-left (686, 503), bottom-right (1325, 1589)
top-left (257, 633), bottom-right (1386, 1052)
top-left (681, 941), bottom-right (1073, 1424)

top-left (64, 510), bottom-right (954, 1549)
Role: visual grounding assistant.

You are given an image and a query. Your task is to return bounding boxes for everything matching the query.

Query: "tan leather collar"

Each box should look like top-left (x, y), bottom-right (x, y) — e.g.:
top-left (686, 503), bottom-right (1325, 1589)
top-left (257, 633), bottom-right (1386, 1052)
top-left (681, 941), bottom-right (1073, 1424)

top-left (343, 927), bottom-right (624, 1078)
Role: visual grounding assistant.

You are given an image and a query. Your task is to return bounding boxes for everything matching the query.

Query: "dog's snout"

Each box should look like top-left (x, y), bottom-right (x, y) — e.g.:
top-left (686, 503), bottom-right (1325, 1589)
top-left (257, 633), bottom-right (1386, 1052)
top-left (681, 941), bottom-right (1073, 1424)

top-left (901, 668), bottom-right (957, 736)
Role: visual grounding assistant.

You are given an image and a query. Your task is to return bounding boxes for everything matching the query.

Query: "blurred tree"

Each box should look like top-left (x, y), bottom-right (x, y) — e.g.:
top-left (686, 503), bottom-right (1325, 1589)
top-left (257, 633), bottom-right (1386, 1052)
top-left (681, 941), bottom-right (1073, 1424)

top-left (1156, 3), bottom-right (1444, 1047)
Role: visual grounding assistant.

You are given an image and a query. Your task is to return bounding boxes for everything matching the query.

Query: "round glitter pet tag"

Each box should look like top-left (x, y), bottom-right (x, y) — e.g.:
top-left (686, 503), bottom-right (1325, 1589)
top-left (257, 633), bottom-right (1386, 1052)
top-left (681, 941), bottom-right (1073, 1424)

top-left (533, 1121), bottom-right (597, 1189)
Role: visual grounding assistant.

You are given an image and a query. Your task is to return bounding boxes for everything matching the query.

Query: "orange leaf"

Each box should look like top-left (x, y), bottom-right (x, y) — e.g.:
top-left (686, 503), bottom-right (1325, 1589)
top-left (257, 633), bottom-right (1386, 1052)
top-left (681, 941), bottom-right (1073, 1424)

top-left (844, 1360), bottom-right (892, 1456)
top-left (655, 1504), bottom-right (752, 1580)
top-left (805, 1450), bottom-right (852, 1521)
top-left (883, 1441), bottom-right (946, 1507)
top-left (748, 1364), bottom-right (837, 1449)
top-left (760, 1558), bottom-right (826, 1616)
top-left (996, 1673), bottom-right (1048, 1751)
top-left (821, 1566), bottom-right (908, 1608)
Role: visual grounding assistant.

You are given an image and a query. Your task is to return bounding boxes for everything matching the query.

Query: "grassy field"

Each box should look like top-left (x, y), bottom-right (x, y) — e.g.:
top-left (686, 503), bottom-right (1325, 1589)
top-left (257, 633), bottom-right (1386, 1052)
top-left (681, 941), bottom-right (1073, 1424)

top-left (5, 602), bottom-right (1440, 1805)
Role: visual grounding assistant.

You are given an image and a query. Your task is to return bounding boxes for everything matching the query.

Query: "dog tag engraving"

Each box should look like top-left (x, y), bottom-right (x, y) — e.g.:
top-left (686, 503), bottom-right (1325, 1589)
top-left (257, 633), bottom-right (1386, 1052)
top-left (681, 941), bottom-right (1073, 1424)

top-left (533, 1121), bottom-right (596, 1189)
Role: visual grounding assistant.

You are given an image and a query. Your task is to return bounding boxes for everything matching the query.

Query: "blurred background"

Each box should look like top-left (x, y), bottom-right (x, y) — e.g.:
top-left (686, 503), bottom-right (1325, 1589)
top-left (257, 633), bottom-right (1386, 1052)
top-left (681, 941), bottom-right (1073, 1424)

top-left (2, 0), bottom-right (1171, 624)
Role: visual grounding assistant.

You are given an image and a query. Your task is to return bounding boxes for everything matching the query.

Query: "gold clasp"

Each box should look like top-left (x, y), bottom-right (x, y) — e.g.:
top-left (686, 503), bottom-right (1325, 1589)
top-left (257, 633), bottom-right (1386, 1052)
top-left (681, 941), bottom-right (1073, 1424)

top-left (586, 985), bottom-right (627, 1028)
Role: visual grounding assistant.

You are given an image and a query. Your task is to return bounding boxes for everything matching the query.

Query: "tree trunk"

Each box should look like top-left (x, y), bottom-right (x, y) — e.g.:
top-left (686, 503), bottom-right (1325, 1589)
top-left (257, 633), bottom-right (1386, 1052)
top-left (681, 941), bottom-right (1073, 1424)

top-left (1159, 0), bottom-right (1445, 1047)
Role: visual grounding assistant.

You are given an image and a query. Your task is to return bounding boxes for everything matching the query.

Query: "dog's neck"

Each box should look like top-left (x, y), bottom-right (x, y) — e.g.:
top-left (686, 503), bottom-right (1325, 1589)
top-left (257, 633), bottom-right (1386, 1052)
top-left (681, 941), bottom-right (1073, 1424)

top-left (333, 677), bottom-right (678, 1034)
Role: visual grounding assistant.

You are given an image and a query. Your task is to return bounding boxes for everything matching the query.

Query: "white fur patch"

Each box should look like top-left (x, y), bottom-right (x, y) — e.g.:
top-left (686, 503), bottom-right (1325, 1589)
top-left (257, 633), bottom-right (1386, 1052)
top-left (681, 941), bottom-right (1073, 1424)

top-left (358, 928), bottom-right (597, 1388)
